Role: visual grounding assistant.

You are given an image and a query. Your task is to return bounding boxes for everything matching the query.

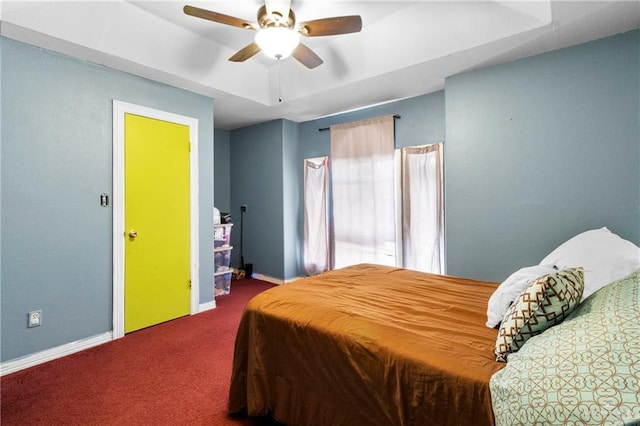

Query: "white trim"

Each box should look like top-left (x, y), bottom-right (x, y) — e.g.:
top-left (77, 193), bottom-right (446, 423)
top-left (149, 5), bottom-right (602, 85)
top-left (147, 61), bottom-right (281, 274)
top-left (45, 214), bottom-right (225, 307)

top-left (250, 273), bottom-right (303, 285)
top-left (0, 332), bottom-right (112, 376)
top-left (112, 100), bottom-right (200, 339)
top-left (251, 273), bottom-right (283, 285)
top-left (198, 300), bottom-right (216, 312)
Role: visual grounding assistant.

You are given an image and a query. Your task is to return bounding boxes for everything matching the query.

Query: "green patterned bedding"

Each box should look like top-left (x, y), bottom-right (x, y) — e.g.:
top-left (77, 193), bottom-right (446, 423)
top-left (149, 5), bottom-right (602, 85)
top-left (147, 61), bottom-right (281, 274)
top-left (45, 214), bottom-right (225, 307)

top-left (490, 270), bottom-right (640, 425)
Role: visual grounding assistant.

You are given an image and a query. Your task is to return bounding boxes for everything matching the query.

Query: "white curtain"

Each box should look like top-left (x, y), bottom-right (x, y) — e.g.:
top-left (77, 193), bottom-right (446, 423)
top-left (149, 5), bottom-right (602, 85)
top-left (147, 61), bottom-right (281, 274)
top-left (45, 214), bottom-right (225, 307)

top-left (401, 143), bottom-right (444, 273)
top-left (303, 157), bottom-right (330, 275)
top-left (331, 115), bottom-right (396, 269)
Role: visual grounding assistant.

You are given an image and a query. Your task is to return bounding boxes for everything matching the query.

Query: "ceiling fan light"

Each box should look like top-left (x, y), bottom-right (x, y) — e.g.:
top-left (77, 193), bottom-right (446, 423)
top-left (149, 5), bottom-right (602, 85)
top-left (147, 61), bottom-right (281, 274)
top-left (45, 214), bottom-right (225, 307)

top-left (255, 27), bottom-right (300, 60)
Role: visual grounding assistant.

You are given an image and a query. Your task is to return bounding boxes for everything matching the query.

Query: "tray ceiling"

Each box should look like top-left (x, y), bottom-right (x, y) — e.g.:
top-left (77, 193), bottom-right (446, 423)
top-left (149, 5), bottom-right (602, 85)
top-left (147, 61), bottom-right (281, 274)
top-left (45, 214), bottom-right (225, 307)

top-left (1, 1), bottom-right (639, 129)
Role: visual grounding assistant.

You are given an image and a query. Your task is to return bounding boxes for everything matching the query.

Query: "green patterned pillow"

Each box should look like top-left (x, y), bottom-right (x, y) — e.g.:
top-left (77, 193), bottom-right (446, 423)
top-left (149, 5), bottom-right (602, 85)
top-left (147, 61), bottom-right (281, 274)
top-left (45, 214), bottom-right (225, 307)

top-left (495, 267), bottom-right (584, 362)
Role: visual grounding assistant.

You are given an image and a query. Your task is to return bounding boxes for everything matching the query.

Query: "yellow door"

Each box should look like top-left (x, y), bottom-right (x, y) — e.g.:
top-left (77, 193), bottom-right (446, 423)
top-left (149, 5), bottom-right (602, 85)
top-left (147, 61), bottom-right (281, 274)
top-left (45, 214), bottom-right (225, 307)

top-left (124, 113), bottom-right (191, 333)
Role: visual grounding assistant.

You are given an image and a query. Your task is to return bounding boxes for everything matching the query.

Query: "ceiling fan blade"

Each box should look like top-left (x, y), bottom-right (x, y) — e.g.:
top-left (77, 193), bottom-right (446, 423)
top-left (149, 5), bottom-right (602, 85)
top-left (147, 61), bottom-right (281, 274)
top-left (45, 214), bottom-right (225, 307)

top-left (229, 42), bottom-right (262, 62)
top-left (292, 43), bottom-right (323, 69)
top-left (183, 5), bottom-right (256, 30)
top-left (265, 0), bottom-right (291, 21)
top-left (298, 15), bottom-right (362, 37)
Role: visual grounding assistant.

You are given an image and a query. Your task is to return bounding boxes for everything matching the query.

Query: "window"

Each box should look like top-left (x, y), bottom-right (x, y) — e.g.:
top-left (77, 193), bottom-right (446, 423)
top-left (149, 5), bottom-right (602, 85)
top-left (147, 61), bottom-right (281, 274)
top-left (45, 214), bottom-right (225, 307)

top-left (303, 115), bottom-right (444, 275)
top-left (330, 115), bottom-right (397, 269)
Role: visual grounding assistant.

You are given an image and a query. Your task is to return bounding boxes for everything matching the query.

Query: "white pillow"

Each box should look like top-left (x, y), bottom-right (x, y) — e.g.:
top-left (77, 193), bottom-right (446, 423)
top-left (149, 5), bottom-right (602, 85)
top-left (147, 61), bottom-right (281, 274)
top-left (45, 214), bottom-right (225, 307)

top-left (486, 265), bottom-right (558, 328)
top-left (539, 227), bottom-right (640, 301)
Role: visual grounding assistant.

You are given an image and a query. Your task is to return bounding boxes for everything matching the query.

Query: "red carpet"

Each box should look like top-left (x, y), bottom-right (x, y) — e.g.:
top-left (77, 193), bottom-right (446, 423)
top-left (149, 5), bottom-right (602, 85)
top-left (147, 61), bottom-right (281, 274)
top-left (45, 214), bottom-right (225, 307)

top-left (1, 278), bottom-right (278, 425)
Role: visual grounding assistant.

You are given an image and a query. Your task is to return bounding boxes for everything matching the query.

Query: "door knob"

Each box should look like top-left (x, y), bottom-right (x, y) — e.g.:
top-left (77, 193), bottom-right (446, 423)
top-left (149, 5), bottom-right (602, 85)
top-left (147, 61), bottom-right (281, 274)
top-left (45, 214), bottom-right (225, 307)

top-left (128, 229), bottom-right (138, 239)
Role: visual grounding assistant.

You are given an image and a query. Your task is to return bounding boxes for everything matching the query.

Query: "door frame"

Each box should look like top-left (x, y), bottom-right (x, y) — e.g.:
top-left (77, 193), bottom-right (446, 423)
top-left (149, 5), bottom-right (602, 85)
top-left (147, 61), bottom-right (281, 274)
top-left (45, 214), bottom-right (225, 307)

top-left (112, 100), bottom-right (199, 339)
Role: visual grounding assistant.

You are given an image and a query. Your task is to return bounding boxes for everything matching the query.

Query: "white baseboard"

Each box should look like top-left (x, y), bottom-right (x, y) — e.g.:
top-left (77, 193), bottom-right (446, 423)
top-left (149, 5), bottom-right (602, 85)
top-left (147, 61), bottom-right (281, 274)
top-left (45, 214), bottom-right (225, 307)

top-left (198, 300), bottom-right (216, 312)
top-left (0, 331), bottom-right (113, 376)
top-left (251, 273), bottom-right (304, 285)
top-left (251, 273), bottom-right (283, 285)
top-left (0, 303), bottom-right (221, 376)
top-left (1, 297), bottom-right (253, 376)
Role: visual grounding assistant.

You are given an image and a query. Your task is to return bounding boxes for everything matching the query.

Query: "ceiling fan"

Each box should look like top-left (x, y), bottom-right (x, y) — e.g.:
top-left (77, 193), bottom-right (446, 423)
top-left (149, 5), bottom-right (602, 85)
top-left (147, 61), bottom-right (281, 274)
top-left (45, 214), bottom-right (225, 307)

top-left (183, 1), bottom-right (362, 69)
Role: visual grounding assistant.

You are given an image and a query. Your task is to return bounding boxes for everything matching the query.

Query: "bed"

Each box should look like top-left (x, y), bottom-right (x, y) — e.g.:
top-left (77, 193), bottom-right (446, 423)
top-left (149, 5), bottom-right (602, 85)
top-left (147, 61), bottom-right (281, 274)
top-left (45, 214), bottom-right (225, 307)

top-left (229, 228), bottom-right (640, 425)
top-left (229, 264), bottom-right (505, 425)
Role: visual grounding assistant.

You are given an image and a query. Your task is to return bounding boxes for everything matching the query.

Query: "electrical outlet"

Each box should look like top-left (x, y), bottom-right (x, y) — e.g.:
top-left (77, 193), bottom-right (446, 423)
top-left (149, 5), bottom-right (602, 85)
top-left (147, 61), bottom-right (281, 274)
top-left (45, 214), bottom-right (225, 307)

top-left (28, 310), bottom-right (42, 328)
top-left (240, 205), bottom-right (247, 212)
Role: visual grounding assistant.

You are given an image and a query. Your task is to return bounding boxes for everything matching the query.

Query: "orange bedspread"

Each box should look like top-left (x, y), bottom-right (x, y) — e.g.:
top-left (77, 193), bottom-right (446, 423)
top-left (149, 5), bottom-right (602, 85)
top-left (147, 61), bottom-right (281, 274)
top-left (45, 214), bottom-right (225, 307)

top-left (229, 264), bottom-right (505, 425)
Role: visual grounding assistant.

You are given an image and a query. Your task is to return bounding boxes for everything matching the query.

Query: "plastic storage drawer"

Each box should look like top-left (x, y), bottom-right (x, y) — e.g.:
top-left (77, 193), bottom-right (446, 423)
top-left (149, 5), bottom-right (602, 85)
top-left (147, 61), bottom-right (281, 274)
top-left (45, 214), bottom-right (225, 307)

top-left (214, 248), bottom-right (232, 272)
top-left (214, 224), bottom-right (232, 248)
top-left (215, 272), bottom-right (232, 296)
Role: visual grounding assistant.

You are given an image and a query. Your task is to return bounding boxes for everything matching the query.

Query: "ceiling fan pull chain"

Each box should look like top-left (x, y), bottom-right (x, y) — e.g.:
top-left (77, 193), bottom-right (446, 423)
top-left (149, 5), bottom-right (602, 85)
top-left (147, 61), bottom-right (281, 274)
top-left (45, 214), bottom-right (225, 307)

top-left (278, 58), bottom-right (283, 103)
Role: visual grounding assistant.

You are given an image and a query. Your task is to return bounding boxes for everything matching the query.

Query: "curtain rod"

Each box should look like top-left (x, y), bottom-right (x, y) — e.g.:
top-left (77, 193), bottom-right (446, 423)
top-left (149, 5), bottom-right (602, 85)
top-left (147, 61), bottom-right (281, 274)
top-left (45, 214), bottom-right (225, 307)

top-left (318, 114), bottom-right (401, 132)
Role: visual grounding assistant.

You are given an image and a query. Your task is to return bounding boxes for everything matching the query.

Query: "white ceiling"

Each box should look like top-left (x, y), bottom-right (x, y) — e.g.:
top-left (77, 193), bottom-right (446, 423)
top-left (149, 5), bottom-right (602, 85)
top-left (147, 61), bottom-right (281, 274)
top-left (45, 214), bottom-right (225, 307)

top-left (1, 1), bottom-right (639, 130)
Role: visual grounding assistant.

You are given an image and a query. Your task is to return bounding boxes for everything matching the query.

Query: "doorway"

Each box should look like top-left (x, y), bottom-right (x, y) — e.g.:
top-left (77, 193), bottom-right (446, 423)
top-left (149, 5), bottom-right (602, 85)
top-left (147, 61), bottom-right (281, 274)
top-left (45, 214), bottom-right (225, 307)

top-left (112, 101), bottom-right (199, 338)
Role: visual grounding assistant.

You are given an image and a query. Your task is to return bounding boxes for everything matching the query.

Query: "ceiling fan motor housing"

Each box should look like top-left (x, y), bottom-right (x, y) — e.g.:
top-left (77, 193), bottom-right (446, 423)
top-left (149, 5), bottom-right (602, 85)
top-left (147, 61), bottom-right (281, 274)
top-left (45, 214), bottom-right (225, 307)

top-left (257, 5), bottom-right (296, 29)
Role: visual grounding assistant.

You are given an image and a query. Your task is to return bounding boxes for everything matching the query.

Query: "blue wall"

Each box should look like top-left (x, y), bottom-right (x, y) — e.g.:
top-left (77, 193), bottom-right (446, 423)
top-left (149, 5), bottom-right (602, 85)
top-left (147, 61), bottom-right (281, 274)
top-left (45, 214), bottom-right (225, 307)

top-left (296, 92), bottom-right (447, 159)
top-left (214, 129), bottom-right (231, 212)
top-left (229, 120), bottom-right (286, 279)
top-left (227, 92), bottom-right (446, 280)
top-left (445, 30), bottom-right (640, 282)
top-left (282, 120), bottom-right (301, 280)
top-left (227, 30), bottom-right (639, 283)
top-left (1, 38), bottom-right (215, 362)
